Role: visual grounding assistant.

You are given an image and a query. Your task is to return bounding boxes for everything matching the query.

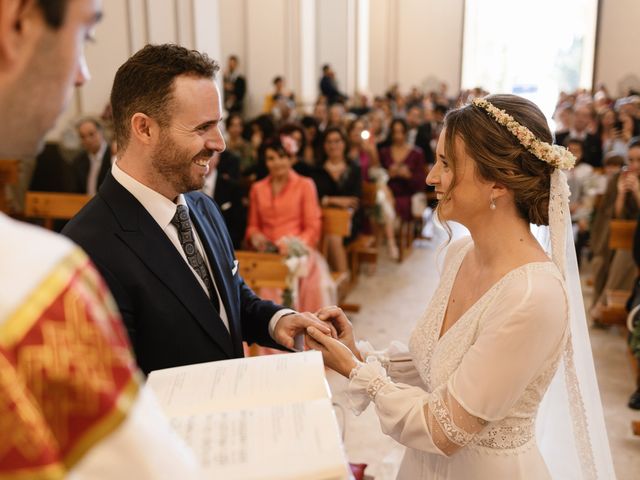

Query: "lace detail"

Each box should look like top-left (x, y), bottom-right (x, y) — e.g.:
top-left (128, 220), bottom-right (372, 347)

top-left (410, 237), bottom-right (559, 392)
top-left (407, 237), bottom-right (567, 455)
top-left (409, 240), bottom-right (472, 389)
top-left (349, 362), bottom-right (364, 380)
top-left (476, 417), bottom-right (535, 449)
top-left (549, 169), bottom-right (571, 277)
top-left (347, 359), bottom-right (391, 414)
top-left (563, 334), bottom-right (598, 479)
top-left (366, 377), bottom-right (389, 400)
top-left (429, 392), bottom-right (479, 447)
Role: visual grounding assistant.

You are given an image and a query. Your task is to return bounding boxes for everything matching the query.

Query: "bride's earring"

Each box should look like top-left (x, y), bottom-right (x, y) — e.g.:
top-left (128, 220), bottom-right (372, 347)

top-left (489, 197), bottom-right (496, 210)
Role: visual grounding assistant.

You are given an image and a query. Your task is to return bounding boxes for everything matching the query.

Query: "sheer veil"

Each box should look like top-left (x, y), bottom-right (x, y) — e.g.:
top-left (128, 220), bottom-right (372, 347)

top-left (532, 169), bottom-right (617, 479)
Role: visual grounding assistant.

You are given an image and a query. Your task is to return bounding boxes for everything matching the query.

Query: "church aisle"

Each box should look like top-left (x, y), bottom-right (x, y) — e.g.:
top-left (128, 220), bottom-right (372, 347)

top-left (327, 233), bottom-right (639, 480)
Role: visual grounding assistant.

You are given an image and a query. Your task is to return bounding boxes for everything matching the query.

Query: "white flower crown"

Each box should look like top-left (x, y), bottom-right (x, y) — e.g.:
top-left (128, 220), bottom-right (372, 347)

top-left (472, 97), bottom-right (576, 170)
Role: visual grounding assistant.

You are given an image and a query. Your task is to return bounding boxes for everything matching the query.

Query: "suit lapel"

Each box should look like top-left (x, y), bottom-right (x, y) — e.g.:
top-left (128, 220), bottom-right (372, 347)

top-left (98, 174), bottom-right (235, 357)
top-left (187, 195), bottom-right (244, 356)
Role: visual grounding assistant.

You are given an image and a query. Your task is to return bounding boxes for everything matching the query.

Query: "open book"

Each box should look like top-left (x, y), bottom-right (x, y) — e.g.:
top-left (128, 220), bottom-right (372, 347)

top-left (146, 351), bottom-right (351, 480)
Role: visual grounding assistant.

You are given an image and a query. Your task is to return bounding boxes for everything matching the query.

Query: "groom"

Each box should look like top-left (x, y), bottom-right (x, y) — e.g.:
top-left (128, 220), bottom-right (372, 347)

top-left (63, 44), bottom-right (331, 374)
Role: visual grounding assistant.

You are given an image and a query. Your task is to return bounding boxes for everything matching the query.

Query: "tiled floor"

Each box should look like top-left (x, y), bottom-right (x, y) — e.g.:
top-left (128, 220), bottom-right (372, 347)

top-left (327, 232), bottom-right (639, 479)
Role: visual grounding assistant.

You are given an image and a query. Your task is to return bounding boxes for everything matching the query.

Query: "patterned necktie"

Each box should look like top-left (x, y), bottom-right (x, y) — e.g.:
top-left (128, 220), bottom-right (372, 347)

top-left (171, 205), bottom-right (220, 312)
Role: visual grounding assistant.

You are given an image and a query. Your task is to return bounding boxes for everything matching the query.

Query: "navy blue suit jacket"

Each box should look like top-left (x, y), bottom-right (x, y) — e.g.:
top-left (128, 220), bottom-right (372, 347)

top-left (62, 172), bottom-right (283, 374)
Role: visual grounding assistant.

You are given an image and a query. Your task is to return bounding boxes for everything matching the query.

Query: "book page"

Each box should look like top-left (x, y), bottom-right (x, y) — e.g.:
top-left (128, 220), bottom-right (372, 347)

top-left (147, 351), bottom-right (329, 416)
top-left (169, 398), bottom-right (350, 480)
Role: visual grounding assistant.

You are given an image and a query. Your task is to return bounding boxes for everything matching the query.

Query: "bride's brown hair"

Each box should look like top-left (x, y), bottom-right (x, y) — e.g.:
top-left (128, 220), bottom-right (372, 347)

top-left (441, 94), bottom-right (554, 226)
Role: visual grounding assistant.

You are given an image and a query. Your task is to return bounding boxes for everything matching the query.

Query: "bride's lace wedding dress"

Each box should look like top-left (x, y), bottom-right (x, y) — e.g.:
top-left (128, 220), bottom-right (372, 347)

top-left (349, 237), bottom-right (569, 479)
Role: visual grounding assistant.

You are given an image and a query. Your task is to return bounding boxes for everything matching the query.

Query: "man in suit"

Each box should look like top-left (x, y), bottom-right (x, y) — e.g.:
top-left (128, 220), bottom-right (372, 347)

top-left (223, 54), bottom-right (246, 114)
top-left (406, 105), bottom-right (434, 166)
top-left (202, 150), bottom-right (246, 249)
top-left (72, 117), bottom-right (111, 194)
top-left (555, 104), bottom-right (602, 167)
top-left (63, 44), bottom-right (331, 375)
top-left (319, 64), bottom-right (347, 105)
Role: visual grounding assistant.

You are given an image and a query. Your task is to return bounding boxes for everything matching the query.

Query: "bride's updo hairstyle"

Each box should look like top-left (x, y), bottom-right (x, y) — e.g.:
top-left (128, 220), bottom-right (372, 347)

top-left (443, 94), bottom-right (554, 226)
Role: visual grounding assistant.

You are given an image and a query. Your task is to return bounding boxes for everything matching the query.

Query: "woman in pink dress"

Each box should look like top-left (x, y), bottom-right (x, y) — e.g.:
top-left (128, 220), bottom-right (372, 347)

top-left (246, 138), bottom-right (335, 312)
top-left (380, 118), bottom-right (427, 221)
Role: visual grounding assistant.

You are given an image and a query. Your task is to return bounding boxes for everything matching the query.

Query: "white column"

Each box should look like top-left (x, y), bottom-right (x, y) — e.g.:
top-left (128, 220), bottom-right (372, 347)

top-left (127, 0), bottom-right (148, 54)
top-left (192, 0), bottom-right (223, 72)
top-left (218, 0), bottom-right (246, 67)
top-left (145, 0), bottom-right (178, 44)
top-left (379, 0), bottom-right (464, 94)
top-left (298, 0), bottom-right (317, 110)
top-left (595, 0), bottom-right (640, 95)
top-left (355, 0), bottom-right (370, 95)
top-left (176, 0), bottom-right (195, 49)
top-left (244, 0), bottom-right (287, 116)
top-left (316, 0), bottom-right (353, 98)
top-left (368, 0), bottom-right (392, 96)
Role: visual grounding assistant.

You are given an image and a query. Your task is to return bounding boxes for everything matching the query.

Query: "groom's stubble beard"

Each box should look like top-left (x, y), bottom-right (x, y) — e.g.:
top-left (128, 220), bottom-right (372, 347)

top-left (151, 129), bottom-right (214, 194)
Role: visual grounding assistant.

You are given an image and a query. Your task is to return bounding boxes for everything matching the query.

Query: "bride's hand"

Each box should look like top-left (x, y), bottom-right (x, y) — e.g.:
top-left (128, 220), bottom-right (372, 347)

top-left (306, 327), bottom-right (359, 377)
top-left (315, 306), bottom-right (363, 361)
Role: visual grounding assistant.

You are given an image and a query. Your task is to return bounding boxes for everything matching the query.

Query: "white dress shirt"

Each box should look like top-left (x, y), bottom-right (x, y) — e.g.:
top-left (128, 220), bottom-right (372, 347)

top-left (111, 162), bottom-right (294, 341)
top-left (86, 141), bottom-right (108, 196)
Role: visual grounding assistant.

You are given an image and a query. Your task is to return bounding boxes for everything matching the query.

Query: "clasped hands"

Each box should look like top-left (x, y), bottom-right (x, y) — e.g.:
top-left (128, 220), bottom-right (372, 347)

top-left (273, 306), bottom-right (362, 377)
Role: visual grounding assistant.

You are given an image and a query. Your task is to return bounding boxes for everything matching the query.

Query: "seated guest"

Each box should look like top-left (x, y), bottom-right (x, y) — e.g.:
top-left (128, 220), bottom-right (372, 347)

top-left (301, 115), bottom-right (323, 167)
top-left (313, 127), bottom-right (363, 272)
top-left (202, 151), bottom-right (245, 249)
top-left (628, 218), bottom-right (640, 410)
top-left (565, 138), bottom-right (596, 264)
top-left (72, 117), bottom-right (111, 195)
top-left (590, 137), bottom-right (640, 323)
top-left (263, 75), bottom-right (295, 114)
top-left (555, 104), bottom-right (603, 167)
top-left (597, 107), bottom-right (628, 157)
top-left (251, 114), bottom-right (277, 179)
top-left (246, 139), bottom-right (335, 311)
top-left (406, 104), bottom-right (434, 165)
top-left (29, 142), bottom-right (76, 193)
top-left (279, 123), bottom-right (314, 177)
top-left (379, 118), bottom-right (427, 222)
top-left (347, 118), bottom-right (399, 259)
top-left (225, 112), bottom-right (255, 177)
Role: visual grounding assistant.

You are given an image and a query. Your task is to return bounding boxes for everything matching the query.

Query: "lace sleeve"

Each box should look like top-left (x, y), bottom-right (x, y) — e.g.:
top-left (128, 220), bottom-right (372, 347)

top-left (347, 268), bottom-right (568, 457)
top-left (356, 340), bottom-right (424, 387)
top-left (348, 359), bottom-right (487, 456)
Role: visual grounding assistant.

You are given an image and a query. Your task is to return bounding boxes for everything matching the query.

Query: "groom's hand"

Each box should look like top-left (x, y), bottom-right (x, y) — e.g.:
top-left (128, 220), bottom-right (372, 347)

top-left (315, 306), bottom-right (362, 361)
top-left (274, 312), bottom-right (334, 350)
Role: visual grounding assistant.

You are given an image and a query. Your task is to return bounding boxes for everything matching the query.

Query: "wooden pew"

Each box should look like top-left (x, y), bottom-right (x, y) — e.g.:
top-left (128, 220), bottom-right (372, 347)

top-left (0, 159), bottom-right (19, 214)
top-left (600, 220), bottom-right (637, 326)
top-left (24, 191), bottom-right (91, 230)
top-left (235, 251), bottom-right (289, 291)
top-left (321, 208), bottom-right (364, 311)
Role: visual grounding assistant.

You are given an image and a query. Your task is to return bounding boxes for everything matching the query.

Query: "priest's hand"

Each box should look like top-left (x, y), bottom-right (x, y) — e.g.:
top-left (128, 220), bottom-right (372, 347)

top-left (274, 312), bottom-right (334, 350)
top-left (315, 306), bottom-right (362, 361)
top-left (306, 326), bottom-right (358, 377)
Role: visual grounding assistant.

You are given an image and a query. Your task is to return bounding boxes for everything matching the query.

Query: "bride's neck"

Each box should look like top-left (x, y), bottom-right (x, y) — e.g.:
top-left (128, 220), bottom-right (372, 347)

top-left (466, 213), bottom-right (538, 268)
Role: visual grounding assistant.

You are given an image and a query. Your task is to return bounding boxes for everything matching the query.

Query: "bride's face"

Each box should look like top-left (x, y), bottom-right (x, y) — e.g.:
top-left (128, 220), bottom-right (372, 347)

top-left (427, 128), bottom-right (494, 225)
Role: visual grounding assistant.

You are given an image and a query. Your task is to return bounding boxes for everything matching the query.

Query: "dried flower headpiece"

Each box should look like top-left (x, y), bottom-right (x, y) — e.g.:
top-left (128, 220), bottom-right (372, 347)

top-left (472, 97), bottom-right (576, 170)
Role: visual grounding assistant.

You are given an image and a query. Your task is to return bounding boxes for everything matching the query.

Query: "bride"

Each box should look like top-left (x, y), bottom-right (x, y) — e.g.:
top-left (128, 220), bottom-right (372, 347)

top-left (306, 94), bottom-right (616, 479)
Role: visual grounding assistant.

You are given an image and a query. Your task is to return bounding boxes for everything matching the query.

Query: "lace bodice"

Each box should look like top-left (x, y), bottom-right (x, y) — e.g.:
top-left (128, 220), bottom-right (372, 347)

top-left (349, 237), bottom-right (569, 457)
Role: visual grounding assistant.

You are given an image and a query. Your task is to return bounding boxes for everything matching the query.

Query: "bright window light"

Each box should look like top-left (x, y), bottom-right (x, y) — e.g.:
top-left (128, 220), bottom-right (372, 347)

top-left (461, 0), bottom-right (599, 121)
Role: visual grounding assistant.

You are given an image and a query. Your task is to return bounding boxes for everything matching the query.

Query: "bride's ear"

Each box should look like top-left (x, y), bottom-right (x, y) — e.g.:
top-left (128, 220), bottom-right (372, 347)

top-left (491, 182), bottom-right (509, 200)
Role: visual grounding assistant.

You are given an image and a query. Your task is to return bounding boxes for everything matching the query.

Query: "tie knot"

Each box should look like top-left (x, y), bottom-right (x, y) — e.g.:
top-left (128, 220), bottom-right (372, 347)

top-left (171, 204), bottom-right (191, 231)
